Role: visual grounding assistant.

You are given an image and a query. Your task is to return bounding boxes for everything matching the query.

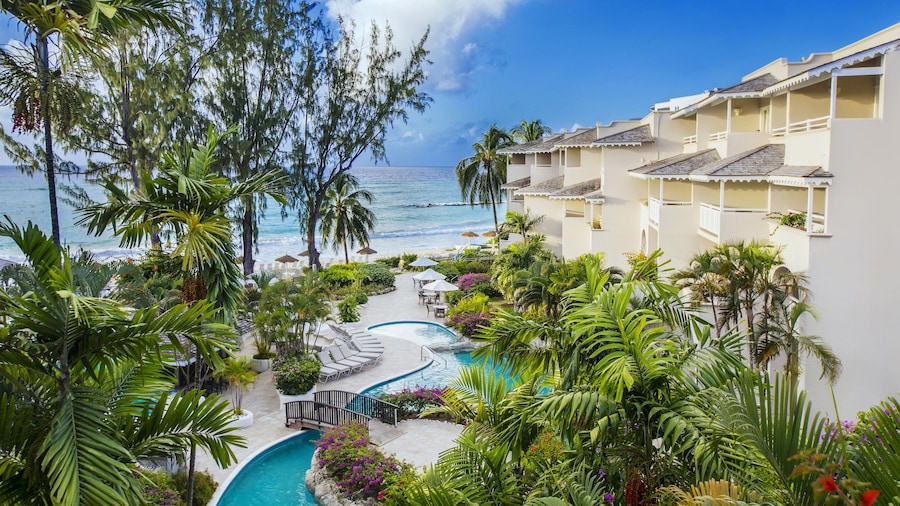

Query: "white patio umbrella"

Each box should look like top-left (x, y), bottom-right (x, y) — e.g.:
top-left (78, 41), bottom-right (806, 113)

top-left (412, 268), bottom-right (446, 282)
top-left (408, 257), bottom-right (437, 267)
top-left (422, 279), bottom-right (459, 303)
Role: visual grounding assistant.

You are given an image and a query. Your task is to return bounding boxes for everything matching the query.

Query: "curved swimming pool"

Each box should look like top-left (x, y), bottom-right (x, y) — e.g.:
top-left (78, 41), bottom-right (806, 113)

top-left (215, 321), bottom-right (474, 505)
top-left (215, 431), bottom-right (319, 506)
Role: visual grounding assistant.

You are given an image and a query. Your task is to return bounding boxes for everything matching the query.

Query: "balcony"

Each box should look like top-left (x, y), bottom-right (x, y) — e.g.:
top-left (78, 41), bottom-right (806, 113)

top-left (683, 135), bottom-right (697, 145)
top-left (698, 203), bottom-right (769, 243)
top-left (771, 115), bottom-right (831, 137)
top-left (709, 131), bottom-right (728, 142)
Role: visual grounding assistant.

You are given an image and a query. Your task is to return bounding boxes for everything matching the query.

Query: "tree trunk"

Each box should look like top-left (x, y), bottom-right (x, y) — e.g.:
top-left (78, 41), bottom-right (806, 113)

top-left (242, 206), bottom-right (255, 276)
top-left (38, 39), bottom-right (60, 249)
top-left (485, 162), bottom-right (499, 233)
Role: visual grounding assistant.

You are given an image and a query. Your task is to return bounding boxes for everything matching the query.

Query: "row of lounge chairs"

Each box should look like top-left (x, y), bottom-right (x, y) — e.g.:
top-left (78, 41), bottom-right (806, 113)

top-left (315, 326), bottom-right (385, 382)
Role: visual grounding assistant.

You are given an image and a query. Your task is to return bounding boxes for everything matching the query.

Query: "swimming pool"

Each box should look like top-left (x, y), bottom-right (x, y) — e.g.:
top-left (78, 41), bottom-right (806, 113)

top-left (216, 431), bottom-right (319, 506)
top-left (368, 320), bottom-right (459, 347)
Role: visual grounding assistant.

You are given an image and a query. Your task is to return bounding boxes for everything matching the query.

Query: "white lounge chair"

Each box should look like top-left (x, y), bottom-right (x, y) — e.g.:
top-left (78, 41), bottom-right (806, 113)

top-left (327, 345), bottom-right (372, 369)
top-left (337, 343), bottom-right (382, 364)
top-left (316, 351), bottom-right (352, 377)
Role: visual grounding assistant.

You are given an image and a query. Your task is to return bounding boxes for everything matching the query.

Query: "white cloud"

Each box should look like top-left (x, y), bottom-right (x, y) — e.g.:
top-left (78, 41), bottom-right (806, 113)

top-left (324, 0), bottom-right (525, 91)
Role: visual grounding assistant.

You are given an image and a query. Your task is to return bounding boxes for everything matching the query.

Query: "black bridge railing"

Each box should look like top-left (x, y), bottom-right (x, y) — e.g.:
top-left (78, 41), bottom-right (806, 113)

top-left (283, 390), bottom-right (399, 428)
top-left (284, 401), bottom-right (370, 428)
top-left (314, 390), bottom-right (399, 426)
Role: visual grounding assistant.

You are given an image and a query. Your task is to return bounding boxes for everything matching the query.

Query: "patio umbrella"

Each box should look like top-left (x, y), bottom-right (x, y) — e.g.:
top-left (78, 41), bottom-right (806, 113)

top-left (275, 255), bottom-right (299, 263)
top-left (422, 279), bottom-right (459, 303)
top-left (413, 268), bottom-right (446, 282)
top-left (408, 257), bottom-right (437, 267)
top-left (356, 246), bottom-right (377, 263)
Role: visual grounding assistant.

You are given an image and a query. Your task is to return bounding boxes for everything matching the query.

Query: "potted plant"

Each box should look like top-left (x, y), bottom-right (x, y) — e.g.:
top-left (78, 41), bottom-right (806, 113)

top-left (273, 352), bottom-right (322, 405)
top-left (214, 356), bottom-right (258, 428)
top-left (250, 333), bottom-right (275, 372)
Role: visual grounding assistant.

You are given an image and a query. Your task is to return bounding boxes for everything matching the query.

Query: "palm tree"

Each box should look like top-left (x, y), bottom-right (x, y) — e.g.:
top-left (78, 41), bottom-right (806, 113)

top-left (491, 234), bottom-right (555, 299)
top-left (319, 173), bottom-right (376, 264)
top-left (0, 219), bottom-right (244, 505)
top-left (0, 0), bottom-right (179, 248)
top-left (755, 296), bottom-right (841, 402)
top-left (499, 210), bottom-right (544, 241)
top-left (511, 119), bottom-right (551, 143)
top-left (79, 127), bottom-right (285, 322)
top-left (455, 125), bottom-right (513, 232)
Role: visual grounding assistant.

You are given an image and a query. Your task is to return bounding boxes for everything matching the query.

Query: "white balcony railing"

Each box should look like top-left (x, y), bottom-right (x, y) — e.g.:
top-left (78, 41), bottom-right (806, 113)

top-left (709, 131), bottom-right (728, 142)
top-left (699, 204), bottom-right (720, 235)
top-left (771, 115), bottom-right (831, 137)
top-left (648, 198), bottom-right (660, 225)
top-left (683, 135), bottom-right (697, 145)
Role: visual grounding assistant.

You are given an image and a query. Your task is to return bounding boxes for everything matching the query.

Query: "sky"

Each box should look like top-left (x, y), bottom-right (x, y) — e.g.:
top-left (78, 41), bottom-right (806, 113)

top-left (2, 0), bottom-right (900, 168)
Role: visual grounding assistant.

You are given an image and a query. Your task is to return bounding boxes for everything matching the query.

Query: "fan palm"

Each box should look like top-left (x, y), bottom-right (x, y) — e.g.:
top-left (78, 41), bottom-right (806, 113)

top-left (500, 210), bottom-right (544, 241)
top-left (320, 173), bottom-right (376, 264)
top-left (0, 0), bottom-right (180, 247)
top-left (456, 125), bottom-right (513, 232)
top-left (0, 219), bottom-right (243, 505)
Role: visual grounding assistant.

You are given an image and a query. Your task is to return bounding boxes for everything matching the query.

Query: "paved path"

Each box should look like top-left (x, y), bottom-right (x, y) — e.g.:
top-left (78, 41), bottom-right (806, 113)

top-left (200, 271), bottom-right (462, 493)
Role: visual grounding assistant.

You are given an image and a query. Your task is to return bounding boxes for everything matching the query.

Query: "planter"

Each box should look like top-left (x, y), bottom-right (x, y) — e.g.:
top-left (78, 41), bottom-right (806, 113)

top-left (252, 358), bottom-right (271, 373)
top-left (278, 384), bottom-right (317, 405)
top-left (229, 410), bottom-right (254, 429)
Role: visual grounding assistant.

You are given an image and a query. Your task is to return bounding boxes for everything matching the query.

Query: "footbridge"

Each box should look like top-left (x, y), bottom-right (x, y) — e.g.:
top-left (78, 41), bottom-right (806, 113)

top-left (284, 390), bottom-right (399, 430)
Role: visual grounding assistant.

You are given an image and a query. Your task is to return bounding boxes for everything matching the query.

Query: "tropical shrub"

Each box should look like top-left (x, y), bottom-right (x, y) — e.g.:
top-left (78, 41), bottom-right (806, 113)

top-left (171, 470), bottom-right (217, 506)
top-left (273, 353), bottom-right (321, 395)
top-left (457, 272), bottom-right (491, 291)
top-left (400, 253), bottom-right (417, 269)
top-left (454, 259), bottom-right (493, 275)
top-left (378, 386), bottom-right (445, 419)
top-left (376, 256), bottom-right (401, 268)
top-left (316, 423), bottom-right (413, 500)
top-left (140, 469), bottom-right (184, 506)
top-left (452, 293), bottom-right (490, 314)
top-left (322, 264), bottom-right (358, 288)
top-left (359, 262), bottom-right (395, 288)
top-left (446, 311), bottom-right (491, 338)
top-left (337, 295), bottom-right (360, 323)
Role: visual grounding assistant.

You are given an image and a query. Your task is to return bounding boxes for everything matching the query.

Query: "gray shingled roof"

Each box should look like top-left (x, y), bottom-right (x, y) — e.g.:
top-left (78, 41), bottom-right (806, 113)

top-left (501, 176), bottom-right (531, 190)
top-left (497, 133), bottom-right (566, 154)
top-left (550, 178), bottom-right (602, 199)
top-left (593, 124), bottom-right (654, 146)
top-left (769, 166), bottom-right (832, 178)
top-left (716, 73), bottom-right (778, 94)
top-left (515, 176), bottom-right (566, 196)
top-left (629, 150), bottom-right (721, 178)
top-left (584, 189), bottom-right (605, 202)
top-left (554, 128), bottom-right (598, 148)
top-left (692, 144), bottom-right (785, 177)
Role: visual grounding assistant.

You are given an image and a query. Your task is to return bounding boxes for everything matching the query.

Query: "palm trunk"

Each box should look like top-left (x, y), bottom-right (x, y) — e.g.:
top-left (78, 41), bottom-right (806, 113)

top-left (38, 39), bottom-right (60, 249)
top-left (485, 162), bottom-right (499, 233)
top-left (342, 229), bottom-right (349, 264)
top-left (242, 207), bottom-right (255, 276)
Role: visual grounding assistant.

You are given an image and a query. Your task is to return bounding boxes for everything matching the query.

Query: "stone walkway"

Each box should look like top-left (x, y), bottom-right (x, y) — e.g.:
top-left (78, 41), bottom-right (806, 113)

top-left (201, 271), bottom-right (463, 497)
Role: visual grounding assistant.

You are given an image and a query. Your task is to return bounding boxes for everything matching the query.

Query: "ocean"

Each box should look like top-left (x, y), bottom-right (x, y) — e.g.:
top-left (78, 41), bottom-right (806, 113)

top-left (0, 165), bottom-right (500, 266)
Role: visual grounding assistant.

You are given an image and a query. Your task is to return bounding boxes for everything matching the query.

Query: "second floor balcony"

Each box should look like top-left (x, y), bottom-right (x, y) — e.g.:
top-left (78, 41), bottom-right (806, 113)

top-left (698, 203), bottom-right (770, 243)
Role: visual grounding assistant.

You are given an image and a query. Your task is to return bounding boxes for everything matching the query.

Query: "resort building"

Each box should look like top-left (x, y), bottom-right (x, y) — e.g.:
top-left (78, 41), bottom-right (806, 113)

top-left (502, 23), bottom-right (900, 415)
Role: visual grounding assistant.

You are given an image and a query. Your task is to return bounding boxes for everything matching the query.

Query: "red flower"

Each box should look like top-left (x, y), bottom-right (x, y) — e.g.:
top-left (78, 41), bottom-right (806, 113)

top-left (819, 475), bottom-right (839, 492)
top-left (860, 489), bottom-right (880, 506)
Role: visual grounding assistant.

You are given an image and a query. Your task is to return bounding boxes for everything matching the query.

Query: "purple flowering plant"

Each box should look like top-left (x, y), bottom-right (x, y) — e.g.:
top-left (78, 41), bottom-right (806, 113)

top-left (446, 311), bottom-right (491, 337)
top-left (457, 273), bottom-right (492, 291)
top-left (316, 423), bottom-right (413, 501)
top-left (378, 385), bottom-right (445, 419)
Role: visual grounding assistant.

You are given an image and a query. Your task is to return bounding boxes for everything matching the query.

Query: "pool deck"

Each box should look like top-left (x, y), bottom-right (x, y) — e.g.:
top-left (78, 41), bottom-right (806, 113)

top-left (199, 271), bottom-right (463, 488)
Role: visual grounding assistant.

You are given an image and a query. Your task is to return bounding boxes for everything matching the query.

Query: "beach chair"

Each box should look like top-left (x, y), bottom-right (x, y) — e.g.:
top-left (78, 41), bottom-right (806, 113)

top-left (351, 338), bottom-right (384, 353)
top-left (327, 345), bottom-right (372, 369)
top-left (316, 351), bottom-right (352, 377)
top-left (320, 348), bottom-right (365, 373)
top-left (337, 343), bottom-right (382, 364)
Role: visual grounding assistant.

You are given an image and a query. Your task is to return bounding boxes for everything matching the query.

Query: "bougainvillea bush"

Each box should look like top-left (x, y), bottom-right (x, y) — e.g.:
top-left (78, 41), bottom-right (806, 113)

top-left (315, 423), bottom-right (413, 501)
top-left (446, 311), bottom-right (491, 338)
top-left (456, 272), bottom-right (491, 291)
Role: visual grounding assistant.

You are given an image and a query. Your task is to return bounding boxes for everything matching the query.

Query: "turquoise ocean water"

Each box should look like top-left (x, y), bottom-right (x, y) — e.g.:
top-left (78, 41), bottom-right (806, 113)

top-left (0, 165), bottom-right (500, 265)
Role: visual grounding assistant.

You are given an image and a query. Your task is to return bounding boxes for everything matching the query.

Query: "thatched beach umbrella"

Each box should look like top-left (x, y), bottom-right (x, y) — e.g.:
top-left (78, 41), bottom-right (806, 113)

top-left (482, 230), bottom-right (497, 238)
top-left (461, 230), bottom-right (478, 246)
top-left (356, 246), bottom-right (377, 263)
top-left (275, 254), bottom-right (298, 263)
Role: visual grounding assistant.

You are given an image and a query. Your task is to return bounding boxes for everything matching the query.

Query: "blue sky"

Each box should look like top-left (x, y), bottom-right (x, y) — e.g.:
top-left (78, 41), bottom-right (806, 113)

top-left (2, 1), bottom-right (900, 167)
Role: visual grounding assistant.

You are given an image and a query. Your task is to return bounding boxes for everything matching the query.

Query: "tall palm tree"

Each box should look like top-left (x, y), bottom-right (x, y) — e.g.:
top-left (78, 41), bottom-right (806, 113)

top-left (456, 125), bottom-right (513, 233)
top-left (0, 0), bottom-right (180, 248)
top-left (511, 119), bottom-right (551, 143)
top-left (319, 173), bottom-right (376, 264)
top-left (0, 219), bottom-right (244, 505)
top-left (499, 210), bottom-right (544, 241)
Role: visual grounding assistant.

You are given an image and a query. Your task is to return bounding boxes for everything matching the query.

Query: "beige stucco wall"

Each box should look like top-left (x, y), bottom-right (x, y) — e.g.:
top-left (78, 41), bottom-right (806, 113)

top-left (723, 182), bottom-right (768, 208)
top-left (789, 81), bottom-right (830, 121)
top-left (524, 196), bottom-right (563, 256)
top-left (662, 180), bottom-right (692, 202)
top-left (779, 129), bottom-right (831, 170)
top-left (835, 75), bottom-right (879, 118)
top-left (797, 49), bottom-right (900, 416)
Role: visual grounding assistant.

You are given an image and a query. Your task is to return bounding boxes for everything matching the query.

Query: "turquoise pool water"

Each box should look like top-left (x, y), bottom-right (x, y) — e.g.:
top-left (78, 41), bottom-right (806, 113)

top-left (368, 320), bottom-right (458, 347)
top-left (216, 431), bottom-right (319, 506)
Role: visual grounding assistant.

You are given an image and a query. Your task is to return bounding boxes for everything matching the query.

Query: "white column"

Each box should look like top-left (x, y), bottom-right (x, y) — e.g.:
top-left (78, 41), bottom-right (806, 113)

top-left (806, 185), bottom-right (814, 234)
top-left (726, 97), bottom-right (733, 135)
top-left (829, 75), bottom-right (838, 120)
top-left (719, 181), bottom-right (725, 211)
